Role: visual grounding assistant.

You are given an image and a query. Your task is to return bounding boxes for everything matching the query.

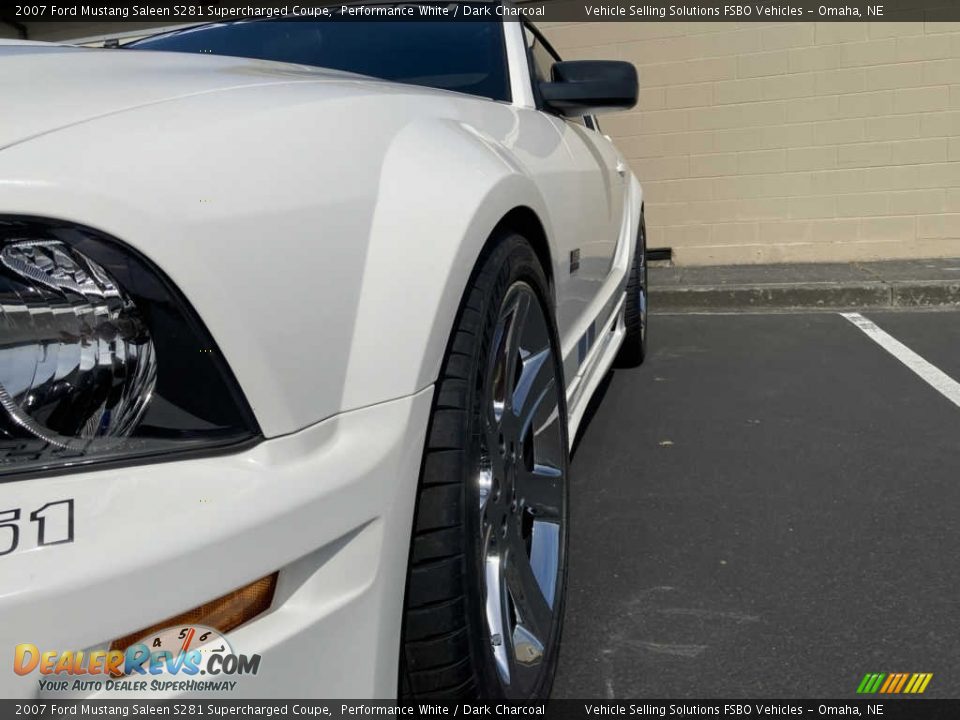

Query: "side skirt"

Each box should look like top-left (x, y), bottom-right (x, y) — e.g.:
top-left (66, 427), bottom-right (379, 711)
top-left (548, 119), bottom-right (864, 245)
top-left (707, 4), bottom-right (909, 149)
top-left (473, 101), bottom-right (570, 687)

top-left (564, 293), bottom-right (626, 444)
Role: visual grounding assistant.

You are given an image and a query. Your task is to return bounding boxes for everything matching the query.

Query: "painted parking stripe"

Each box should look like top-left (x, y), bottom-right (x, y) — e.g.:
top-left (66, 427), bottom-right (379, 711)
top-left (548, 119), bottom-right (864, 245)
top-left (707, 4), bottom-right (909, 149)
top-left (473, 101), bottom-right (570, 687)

top-left (842, 312), bottom-right (960, 409)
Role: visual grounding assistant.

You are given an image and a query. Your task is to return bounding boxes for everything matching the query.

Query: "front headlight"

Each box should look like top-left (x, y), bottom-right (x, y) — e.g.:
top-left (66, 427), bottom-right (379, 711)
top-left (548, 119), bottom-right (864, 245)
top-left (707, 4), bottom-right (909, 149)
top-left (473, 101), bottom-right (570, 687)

top-left (0, 238), bottom-right (157, 445)
top-left (0, 218), bottom-right (259, 477)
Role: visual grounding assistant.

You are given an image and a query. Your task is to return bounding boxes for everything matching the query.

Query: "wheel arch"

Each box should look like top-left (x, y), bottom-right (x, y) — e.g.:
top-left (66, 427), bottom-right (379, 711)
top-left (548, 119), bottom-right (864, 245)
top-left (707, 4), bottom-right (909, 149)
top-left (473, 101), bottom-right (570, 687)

top-left (491, 206), bottom-right (555, 307)
top-left (341, 117), bottom-right (561, 411)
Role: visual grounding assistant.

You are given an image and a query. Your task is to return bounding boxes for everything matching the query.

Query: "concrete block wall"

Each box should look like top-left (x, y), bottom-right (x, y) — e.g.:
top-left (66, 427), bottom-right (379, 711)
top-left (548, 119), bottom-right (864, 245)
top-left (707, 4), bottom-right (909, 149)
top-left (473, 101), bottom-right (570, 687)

top-left (543, 21), bottom-right (960, 265)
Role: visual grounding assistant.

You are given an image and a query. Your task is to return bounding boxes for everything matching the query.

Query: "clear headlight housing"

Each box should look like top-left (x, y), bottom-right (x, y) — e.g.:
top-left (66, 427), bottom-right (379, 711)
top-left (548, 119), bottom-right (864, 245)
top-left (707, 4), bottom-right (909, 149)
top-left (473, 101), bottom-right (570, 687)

top-left (0, 218), bottom-right (259, 477)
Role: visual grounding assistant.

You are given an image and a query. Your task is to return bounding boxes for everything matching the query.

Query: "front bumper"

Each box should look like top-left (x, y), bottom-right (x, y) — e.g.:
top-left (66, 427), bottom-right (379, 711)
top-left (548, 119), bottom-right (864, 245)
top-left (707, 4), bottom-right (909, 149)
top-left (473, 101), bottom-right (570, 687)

top-left (0, 387), bottom-right (433, 699)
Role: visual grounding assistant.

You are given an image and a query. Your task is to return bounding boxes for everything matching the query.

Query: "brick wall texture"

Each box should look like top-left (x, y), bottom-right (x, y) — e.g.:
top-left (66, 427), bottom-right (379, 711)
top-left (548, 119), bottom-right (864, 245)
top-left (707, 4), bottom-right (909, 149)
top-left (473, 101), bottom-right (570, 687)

top-left (543, 21), bottom-right (960, 265)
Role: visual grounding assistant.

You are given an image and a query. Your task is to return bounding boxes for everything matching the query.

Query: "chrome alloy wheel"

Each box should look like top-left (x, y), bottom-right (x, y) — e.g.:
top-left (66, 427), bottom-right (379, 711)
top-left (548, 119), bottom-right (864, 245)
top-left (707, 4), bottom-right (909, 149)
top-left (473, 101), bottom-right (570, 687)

top-left (478, 281), bottom-right (567, 697)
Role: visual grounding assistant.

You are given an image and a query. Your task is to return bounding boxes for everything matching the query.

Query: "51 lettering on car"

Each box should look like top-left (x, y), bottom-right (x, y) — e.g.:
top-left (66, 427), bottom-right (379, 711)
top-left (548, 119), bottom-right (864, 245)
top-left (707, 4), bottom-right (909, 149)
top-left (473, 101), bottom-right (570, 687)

top-left (0, 499), bottom-right (74, 556)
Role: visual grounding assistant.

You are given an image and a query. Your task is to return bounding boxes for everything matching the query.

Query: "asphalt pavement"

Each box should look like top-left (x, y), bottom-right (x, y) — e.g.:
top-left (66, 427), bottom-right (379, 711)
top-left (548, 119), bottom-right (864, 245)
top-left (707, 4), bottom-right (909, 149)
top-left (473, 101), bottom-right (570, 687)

top-left (556, 307), bottom-right (960, 698)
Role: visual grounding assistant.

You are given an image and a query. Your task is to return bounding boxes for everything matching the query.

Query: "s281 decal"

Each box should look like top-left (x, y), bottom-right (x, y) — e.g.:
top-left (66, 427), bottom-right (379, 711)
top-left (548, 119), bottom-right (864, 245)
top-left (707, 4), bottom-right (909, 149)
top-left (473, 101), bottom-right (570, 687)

top-left (0, 499), bottom-right (74, 557)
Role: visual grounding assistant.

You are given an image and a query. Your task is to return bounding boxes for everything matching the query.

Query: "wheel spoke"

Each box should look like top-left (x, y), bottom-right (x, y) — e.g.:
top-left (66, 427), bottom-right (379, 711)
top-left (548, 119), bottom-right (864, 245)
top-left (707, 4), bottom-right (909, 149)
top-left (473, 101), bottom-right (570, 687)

top-left (488, 311), bottom-right (513, 426)
top-left (505, 292), bottom-right (531, 373)
top-left (516, 462), bottom-right (563, 520)
top-left (512, 348), bottom-right (554, 433)
top-left (500, 588), bottom-right (545, 696)
top-left (528, 519), bottom-right (561, 609)
top-left (500, 293), bottom-right (531, 414)
top-left (484, 546), bottom-right (511, 684)
top-left (490, 291), bottom-right (528, 426)
top-left (504, 540), bottom-right (554, 647)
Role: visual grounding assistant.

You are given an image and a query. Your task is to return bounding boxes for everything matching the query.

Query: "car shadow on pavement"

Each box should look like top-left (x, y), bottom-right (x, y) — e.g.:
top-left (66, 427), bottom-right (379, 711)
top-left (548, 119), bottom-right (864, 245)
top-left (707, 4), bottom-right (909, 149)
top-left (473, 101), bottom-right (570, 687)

top-left (571, 370), bottom-right (614, 458)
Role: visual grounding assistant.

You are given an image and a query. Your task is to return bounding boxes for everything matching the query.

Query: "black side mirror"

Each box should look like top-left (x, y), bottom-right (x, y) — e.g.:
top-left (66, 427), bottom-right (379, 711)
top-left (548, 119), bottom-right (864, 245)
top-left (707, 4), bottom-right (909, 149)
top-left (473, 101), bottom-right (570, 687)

top-left (539, 60), bottom-right (638, 117)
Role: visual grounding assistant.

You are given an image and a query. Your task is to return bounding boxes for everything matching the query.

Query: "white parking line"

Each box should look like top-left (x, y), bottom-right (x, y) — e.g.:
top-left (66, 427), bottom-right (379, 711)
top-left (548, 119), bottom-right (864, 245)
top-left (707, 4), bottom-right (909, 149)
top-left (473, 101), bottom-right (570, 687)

top-left (841, 312), bottom-right (960, 409)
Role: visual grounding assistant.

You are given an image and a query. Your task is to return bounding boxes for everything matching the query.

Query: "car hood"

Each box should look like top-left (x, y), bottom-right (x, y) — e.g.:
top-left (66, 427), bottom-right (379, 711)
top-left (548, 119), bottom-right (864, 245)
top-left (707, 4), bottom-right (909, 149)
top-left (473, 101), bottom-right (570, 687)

top-left (0, 40), bottom-right (376, 150)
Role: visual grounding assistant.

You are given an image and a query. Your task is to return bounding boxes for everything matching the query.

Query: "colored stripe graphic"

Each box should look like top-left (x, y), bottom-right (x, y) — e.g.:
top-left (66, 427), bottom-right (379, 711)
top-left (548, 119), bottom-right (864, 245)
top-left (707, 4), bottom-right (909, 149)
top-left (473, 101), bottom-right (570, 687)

top-left (883, 674), bottom-right (903, 693)
top-left (894, 673), bottom-right (909, 693)
top-left (856, 673), bottom-right (885, 694)
top-left (858, 673), bottom-right (932, 694)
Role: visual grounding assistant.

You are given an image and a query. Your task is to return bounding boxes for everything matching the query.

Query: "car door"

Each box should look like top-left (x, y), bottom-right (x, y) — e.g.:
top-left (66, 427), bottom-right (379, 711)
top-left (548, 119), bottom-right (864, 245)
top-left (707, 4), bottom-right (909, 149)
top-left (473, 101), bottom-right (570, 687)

top-left (520, 24), bottom-right (627, 380)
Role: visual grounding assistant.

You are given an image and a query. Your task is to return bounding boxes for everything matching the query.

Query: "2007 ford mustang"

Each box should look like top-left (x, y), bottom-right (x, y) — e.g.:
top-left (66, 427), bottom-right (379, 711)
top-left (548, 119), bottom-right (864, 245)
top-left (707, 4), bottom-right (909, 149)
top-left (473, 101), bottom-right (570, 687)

top-left (0, 5), bottom-right (646, 699)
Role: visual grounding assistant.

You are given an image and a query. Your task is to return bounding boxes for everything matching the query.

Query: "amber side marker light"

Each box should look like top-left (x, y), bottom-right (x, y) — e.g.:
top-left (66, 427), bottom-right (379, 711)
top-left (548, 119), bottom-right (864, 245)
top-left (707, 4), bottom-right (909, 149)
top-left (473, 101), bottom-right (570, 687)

top-left (110, 573), bottom-right (278, 658)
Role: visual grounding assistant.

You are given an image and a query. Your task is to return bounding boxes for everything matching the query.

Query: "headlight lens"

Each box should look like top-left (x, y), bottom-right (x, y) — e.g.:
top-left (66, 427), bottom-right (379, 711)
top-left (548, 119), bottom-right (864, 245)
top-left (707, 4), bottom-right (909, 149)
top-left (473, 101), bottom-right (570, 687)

top-left (0, 218), bottom-right (259, 477)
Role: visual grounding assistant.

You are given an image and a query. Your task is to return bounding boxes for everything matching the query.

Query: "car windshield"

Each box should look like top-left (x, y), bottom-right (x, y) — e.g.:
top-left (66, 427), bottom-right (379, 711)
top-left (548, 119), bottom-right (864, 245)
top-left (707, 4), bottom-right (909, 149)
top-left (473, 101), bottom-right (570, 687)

top-left (128, 14), bottom-right (510, 102)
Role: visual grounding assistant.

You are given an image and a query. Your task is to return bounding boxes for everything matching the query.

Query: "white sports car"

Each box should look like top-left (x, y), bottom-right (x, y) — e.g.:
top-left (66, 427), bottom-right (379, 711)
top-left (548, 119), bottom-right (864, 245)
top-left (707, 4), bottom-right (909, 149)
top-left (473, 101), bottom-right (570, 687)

top-left (0, 8), bottom-right (646, 700)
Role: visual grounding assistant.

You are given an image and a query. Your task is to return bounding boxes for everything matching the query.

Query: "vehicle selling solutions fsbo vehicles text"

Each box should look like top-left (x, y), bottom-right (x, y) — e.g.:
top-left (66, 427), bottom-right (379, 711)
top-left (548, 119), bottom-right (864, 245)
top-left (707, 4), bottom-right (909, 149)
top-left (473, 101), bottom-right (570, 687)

top-left (583, 5), bottom-right (870, 18)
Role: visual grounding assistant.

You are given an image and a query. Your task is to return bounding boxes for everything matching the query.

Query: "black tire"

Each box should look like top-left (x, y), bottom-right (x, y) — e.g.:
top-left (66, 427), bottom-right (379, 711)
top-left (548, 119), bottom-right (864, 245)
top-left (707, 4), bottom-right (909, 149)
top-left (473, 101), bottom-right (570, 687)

top-left (615, 211), bottom-right (648, 367)
top-left (399, 232), bottom-right (570, 700)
